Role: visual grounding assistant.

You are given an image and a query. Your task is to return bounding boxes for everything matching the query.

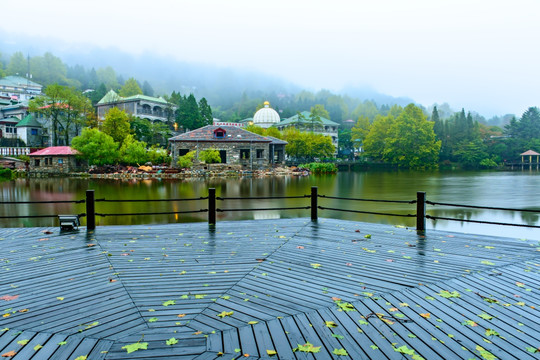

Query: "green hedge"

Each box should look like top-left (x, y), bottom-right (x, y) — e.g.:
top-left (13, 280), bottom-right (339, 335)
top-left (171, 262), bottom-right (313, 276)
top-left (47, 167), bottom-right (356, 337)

top-left (299, 162), bottom-right (338, 174)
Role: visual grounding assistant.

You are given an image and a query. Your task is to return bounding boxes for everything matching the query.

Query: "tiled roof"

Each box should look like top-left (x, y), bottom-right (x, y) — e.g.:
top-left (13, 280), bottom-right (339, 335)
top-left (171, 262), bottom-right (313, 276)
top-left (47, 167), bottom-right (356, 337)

top-left (0, 75), bottom-right (43, 88)
top-left (169, 125), bottom-right (276, 143)
top-left (520, 150), bottom-right (540, 156)
top-left (16, 114), bottom-right (41, 127)
top-left (29, 146), bottom-right (79, 156)
top-left (97, 90), bottom-right (169, 105)
top-left (0, 117), bottom-right (19, 124)
top-left (277, 111), bottom-right (339, 127)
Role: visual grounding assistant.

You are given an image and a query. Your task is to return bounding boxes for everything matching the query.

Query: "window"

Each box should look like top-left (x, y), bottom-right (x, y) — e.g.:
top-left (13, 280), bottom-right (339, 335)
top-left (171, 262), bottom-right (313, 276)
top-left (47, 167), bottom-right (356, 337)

top-left (215, 131), bottom-right (225, 138)
top-left (34, 159), bottom-right (40, 167)
top-left (179, 149), bottom-right (190, 156)
top-left (240, 149), bottom-right (250, 160)
top-left (58, 158), bottom-right (63, 165)
top-left (256, 149), bottom-right (264, 159)
top-left (31, 129), bottom-right (38, 135)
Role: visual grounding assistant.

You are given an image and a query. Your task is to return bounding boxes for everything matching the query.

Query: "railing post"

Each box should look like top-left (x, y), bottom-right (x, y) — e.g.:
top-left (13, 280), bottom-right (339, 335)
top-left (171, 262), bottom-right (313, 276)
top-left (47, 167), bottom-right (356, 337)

top-left (208, 188), bottom-right (216, 226)
top-left (311, 186), bottom-right (318, 221)
top-left (86, 190), bottom-right (95, 231)
top-left (416, 191), bottom-right (426, 232)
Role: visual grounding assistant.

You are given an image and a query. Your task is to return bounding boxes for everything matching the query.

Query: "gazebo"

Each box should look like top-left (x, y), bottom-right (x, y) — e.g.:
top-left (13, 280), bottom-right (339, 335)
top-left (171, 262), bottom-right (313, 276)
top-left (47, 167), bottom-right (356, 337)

top-left (520, 149), bottom-right (540, 164)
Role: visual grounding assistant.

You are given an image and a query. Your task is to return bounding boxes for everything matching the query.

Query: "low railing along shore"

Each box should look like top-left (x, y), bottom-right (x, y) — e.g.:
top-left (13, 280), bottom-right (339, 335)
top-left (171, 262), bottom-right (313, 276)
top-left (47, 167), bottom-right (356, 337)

top-left (2, 187), bottom-right (540, 232)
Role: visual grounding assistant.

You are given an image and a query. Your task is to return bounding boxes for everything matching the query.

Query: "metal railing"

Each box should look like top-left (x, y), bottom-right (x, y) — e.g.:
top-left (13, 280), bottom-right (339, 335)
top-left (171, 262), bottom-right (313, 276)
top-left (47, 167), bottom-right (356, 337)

top-left (1, 188), bottom-right (539, 232)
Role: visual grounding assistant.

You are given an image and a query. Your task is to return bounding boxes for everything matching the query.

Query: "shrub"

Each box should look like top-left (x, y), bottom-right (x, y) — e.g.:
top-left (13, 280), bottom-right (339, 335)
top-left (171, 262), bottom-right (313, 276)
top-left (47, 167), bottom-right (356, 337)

top-left (299, 162), bottom-right (338, 174)
top-left (177, 151), bottom-right (195, 168)
top-left (199, 148), bottom-right (221, 164)
top-left (0, 167), bottom-right (13, 180)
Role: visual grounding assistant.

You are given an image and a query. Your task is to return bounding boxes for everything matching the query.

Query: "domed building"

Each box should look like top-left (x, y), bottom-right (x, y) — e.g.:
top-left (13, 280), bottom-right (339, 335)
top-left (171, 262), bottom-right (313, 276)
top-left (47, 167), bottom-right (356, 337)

top-left (252, 101), bottom-right (281, 128)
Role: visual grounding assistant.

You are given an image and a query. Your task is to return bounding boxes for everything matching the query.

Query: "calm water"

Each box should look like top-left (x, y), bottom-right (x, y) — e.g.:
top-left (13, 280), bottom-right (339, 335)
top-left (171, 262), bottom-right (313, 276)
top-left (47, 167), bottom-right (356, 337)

top-left (1, 170), bottom-right (539, 240)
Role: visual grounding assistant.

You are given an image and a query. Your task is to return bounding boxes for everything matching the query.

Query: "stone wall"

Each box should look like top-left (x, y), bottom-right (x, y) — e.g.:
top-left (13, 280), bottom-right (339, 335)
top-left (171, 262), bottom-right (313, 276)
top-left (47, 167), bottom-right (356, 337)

top-left (171, 141), bottom-right (271, 169)
top-left (28, 155), bottom-right (87, 177)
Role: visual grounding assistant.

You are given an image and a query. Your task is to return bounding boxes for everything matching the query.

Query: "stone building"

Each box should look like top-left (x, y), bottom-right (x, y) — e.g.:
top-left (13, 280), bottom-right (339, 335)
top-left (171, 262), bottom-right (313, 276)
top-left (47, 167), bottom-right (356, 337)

top-left (28, 146), bottom-right (87, 176)
top-left (169, 125), bottom-right (287, 169)
top-left (95, 90), bottom-right (176, 124)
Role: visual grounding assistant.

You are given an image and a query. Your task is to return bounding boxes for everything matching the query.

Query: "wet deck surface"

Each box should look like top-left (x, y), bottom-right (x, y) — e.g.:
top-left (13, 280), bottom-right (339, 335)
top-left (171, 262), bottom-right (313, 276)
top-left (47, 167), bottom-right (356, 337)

top-left (0, 218), bottom-right (538, 359)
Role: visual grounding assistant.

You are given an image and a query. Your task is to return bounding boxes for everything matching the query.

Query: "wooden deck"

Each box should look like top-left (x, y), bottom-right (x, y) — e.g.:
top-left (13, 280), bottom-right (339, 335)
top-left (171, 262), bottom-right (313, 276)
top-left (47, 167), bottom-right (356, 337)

top-left (0, 218), bottom-right (538, 359)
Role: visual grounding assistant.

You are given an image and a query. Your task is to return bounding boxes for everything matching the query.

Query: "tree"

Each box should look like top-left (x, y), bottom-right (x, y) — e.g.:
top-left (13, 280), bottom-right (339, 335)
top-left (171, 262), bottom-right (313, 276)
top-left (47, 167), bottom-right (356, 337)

top-left (29, 85), bottom-right (92, 146)
top-left (6, 52), bottom-right (26, 76)
top-left (142, 80), bottom-right (154, 96)
top-left (198, 97), bottom-right (213, 127)
top-left (30, 52), bottom-right (69, 85)
top-left (148, 146), bottom-right (170, 164)
top-left (119, 135), bottom-right (148, 165)
top-left (363, 115), bottom-right (395, 161)
top-left (309, 104), bottom-right (328, 132)
top-left (96, 66), bottom-right (119, 89)
top-left (101, 108), bottom-right (132, 146)
top-left (71, 128), bottom-right (119, 165)
top-left (351, 116), bottom-right (371, 144)
top-left (119, 77), bottom-right (143, 97)
top-left (382, 104), bottom-right (441, 169)
top-left (176, 94), bottom-right (200, 131)
top-left (199, 148), bottom-right (221, 164)
top-left (283, 128), bottom-right (335, 161)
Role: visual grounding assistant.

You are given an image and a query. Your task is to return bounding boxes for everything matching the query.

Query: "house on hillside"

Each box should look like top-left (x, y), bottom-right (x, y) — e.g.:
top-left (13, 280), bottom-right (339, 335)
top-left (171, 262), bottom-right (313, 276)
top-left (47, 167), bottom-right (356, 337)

top-left (275, 111), bottom-right (339, 149)
top-left (0, 75), bottom-right (43, 101)
top-left (16, 114), bottom-right (44, 147)
top-left (28, 146), bottom-right (87, 176)
top-left (95, 90), bottom-right (177, 124)
top-left (169, 125), bottom-right (287, 169)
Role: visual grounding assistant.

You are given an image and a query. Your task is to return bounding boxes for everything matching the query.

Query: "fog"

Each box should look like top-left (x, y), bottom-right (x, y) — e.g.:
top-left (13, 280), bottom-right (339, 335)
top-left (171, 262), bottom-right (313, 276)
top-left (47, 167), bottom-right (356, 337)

top-left (1, 0), bottom-right (539, 117)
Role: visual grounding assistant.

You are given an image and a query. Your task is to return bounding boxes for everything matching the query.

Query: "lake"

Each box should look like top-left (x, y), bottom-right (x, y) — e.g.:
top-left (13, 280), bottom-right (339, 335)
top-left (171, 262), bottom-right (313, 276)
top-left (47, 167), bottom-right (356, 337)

top-left (1, 170), bottom-right (539, 240)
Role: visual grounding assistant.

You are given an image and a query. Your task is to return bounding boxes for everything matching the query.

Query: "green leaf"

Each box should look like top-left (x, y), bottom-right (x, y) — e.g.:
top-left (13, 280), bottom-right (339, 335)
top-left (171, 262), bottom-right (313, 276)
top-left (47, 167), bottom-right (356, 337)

top-left (476, 345), bottom-right (496, 360)
top-left (162, 300), bottom-right (176, 306)
top-left (438, 290), bottom-right (461, 298)
top-left (408, 333), bottom-right (417, 338)
top-left (234, 348), bottom-right (241, 353)
top-left (478, 312), bottom-right (494, 320)
top-left (310, 263), bottom-right (321, 269)
top-left (217, 311), bottom-right (233, 318)
top-left (294, 342), bottom-right (321, 353)
top-left (122, 342), bottom-right (148, 354)
top-left (166, 338), bottom-right (178, 346)
top-left (33, 344), bottom-right (42, 351)
top-left (525, 346), bottom-right (539, 353)
top-left (17, 339), bottom-right (29, 346)
top-left (481, 260), bottom-right (495, 265)
top-left (332, 334), bottom-right (344, 339)
top-left (148, 317), bottom-right (158, 323)
top-left (370, 345), bottom-right (379, 350)
top-left (325, 321), bottom-right (338, 327)
top-left (485, 329), bottom-right (500, 337)
top-left (334, 300), bottom-right (355, 312)
top-left (333, 348), bottom-right (348, 356)
top-left (394, 345), bottom-right (415, 355)
top-left (57, 341), bottom-right (67, 346)
top-left (358, 319), bottom-right (369, 325)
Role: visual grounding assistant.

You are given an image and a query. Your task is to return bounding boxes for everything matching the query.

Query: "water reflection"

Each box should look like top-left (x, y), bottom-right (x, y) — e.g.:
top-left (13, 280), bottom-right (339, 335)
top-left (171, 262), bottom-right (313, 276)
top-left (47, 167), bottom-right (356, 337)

top-left (1, 170), bottom-right (539, 240)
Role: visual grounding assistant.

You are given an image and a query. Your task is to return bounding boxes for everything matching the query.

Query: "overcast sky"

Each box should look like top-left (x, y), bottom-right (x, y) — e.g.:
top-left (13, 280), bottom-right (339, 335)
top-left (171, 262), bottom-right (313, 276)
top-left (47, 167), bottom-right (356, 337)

top-left (2, 0), bottom-right (539, 117)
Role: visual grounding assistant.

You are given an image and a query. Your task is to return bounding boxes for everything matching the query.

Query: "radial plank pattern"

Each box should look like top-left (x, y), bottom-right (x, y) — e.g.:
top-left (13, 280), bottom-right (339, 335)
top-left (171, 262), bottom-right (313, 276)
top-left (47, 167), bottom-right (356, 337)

top-left (0, 218), bottom-right (538, 359)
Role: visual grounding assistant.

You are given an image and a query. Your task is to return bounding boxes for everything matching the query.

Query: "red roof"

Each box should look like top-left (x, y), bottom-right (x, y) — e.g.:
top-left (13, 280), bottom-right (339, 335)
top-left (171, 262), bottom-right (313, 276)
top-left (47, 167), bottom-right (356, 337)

top-left (29, 146), bottom-right (80, 156)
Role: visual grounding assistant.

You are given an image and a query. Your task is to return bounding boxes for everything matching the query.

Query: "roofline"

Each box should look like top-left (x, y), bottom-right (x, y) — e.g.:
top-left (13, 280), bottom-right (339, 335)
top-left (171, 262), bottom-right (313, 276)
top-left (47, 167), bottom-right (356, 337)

top-left (169, 139), bottom-right (271, 143)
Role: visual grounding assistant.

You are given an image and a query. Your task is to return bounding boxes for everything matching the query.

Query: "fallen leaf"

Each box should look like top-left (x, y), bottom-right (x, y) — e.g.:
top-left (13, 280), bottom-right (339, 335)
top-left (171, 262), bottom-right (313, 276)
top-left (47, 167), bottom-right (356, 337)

top-left (0, 295), bottom-right (19, 301)
top-left (294, 342), bottom-right (321, 353)
top-left (325, 321), bottom-right (338, 328)
top-left (33, 344), bottom-right (42, 351)
top-left (162, 300), bottom-right (176, 306)
top-left (217, 311), bottom-right (233, 318)
top-left (166, 338), bottom-right (178, 345)
top-left (1, 351), bottom-right (16, 357)
top-left (266, 349), bottom-right (277, 356)
top-left (420, 313), bottom-right (431, 319)
top-left (17, 340), bottom-right (29, 346)
top-left (177, 314), bottom-right (186, 318)
top-left (333, 348), bottom-right (348, 356)
top-left (121, 342), bottom-right (148, 354)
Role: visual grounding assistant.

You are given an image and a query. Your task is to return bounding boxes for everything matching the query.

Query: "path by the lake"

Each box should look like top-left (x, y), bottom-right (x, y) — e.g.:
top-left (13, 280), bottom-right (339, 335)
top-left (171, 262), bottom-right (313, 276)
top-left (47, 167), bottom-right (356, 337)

top-left (0, 218), bottom-right (538, 359)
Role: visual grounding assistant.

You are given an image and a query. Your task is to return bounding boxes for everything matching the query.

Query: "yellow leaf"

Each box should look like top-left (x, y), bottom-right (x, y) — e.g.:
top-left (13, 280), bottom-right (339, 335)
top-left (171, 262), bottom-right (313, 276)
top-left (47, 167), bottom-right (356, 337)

top-left (57, 297), bottom-right (64, 301)
top-left (266, 349), bottom-right (277, 356)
